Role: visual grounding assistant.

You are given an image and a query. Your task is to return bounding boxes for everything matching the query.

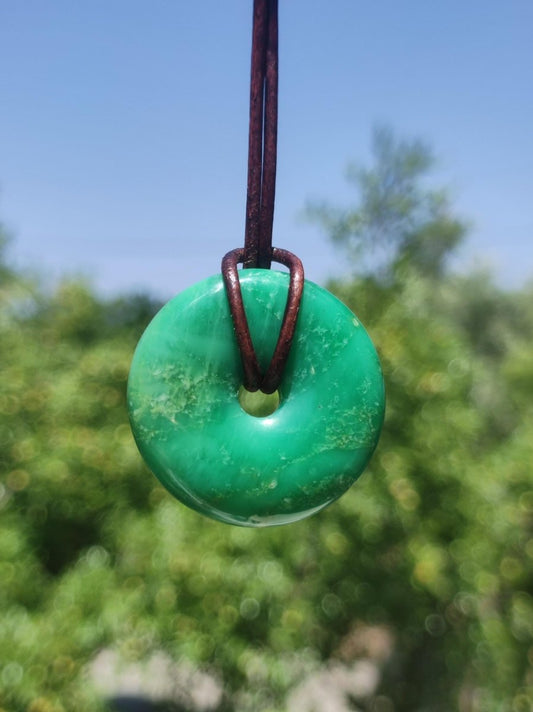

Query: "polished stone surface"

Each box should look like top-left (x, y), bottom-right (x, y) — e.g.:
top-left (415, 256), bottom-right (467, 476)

top-left (127, 270), bottom-right (384, 526)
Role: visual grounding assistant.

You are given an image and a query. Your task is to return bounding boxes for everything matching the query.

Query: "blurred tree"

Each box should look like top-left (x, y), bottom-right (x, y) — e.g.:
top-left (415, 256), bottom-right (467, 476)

top-left (307, 125), bottom-right (467, 283)
top-left (0, 221), bottom-right (14, 285)
top-left (305, 127), bottom-right (533, 711)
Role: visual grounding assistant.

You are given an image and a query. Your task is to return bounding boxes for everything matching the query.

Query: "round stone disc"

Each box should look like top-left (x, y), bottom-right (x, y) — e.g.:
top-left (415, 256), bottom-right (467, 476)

top-left (127, 269), bottom-right (385, 526)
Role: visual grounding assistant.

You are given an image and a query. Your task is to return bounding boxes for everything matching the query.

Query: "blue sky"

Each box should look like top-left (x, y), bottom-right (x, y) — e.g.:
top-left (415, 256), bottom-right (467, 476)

top-left (1, 1), bottom-right (531, 299)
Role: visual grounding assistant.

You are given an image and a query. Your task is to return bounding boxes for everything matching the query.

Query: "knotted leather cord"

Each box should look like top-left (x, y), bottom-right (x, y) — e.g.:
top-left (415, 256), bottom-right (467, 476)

top-left (222, 0), bottom-right (304, 394)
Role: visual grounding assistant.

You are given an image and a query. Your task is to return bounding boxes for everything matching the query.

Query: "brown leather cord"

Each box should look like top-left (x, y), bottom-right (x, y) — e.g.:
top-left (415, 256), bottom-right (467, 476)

top-left (222, 247), bottom-right (304, 394)
top-left (243, 0), bottom-right (278, 269)
top-left (221, 0), bottom-right (304, 394)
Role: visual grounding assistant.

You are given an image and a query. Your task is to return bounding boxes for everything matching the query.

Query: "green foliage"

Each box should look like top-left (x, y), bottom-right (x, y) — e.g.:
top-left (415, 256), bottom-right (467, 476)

top-left (1, 136), bottom-right (532, 712)
top-left (323, 271), bottom-right (533, 711)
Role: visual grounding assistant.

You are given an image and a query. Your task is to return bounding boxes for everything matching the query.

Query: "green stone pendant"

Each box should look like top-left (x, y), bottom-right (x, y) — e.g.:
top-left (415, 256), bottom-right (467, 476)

top-left (127, 270), bottom-right (385, 526)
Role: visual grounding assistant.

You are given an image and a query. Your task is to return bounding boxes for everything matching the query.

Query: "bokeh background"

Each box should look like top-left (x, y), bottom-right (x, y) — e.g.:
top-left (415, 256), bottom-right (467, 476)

top-left (1, 2), bottom-right (532, 711)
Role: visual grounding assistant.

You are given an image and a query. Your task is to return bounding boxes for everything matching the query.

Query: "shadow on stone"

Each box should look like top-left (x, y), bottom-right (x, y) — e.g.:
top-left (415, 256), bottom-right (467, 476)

top-left (108, 696), bottom-right (191, 712)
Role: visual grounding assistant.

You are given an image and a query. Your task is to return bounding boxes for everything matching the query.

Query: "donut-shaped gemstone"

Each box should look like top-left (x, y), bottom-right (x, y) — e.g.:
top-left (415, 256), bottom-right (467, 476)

top-left (127, 269), bottom-right (385, 526)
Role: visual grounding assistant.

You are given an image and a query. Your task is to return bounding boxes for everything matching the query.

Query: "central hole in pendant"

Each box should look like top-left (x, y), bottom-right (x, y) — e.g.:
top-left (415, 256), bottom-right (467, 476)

top-left (238, 386), bottom-right (280, 417)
